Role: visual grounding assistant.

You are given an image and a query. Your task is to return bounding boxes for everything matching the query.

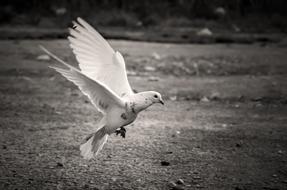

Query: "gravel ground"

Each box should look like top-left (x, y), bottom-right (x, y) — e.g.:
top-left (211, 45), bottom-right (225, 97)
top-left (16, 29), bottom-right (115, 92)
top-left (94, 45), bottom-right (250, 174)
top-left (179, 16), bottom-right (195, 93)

top-left (0, 40), bottom-right (287, 190)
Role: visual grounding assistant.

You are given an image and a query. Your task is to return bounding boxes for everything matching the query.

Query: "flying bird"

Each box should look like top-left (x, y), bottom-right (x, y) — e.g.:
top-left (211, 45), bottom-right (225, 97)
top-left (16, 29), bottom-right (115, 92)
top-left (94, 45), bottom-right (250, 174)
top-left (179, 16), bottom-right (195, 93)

top-left (40, 17), bottom-right (164, 160)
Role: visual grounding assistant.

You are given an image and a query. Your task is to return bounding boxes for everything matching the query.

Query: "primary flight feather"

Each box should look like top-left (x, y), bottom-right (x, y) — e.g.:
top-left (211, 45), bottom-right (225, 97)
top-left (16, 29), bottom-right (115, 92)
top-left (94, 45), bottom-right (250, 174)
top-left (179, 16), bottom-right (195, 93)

top-left (40, 17), bottom-right (164, 160)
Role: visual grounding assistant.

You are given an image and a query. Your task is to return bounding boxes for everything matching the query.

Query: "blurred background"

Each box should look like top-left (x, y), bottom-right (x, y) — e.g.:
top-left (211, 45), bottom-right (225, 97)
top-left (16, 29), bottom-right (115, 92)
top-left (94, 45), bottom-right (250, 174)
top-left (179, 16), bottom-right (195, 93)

top-left (0, 0), bottom-right (287, 42)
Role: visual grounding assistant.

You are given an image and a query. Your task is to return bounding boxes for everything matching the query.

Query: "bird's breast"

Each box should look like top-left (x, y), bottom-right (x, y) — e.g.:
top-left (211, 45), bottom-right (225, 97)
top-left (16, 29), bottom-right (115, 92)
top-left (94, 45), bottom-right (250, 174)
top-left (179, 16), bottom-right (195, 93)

top-left (106, 107), bottom-right (137, 130)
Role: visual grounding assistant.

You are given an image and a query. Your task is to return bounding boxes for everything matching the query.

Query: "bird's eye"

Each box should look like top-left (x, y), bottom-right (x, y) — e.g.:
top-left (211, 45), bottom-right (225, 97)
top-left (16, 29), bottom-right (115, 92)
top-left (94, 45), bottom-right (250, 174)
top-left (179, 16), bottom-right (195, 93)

top-left (154, 95), bottom-right (158, 98)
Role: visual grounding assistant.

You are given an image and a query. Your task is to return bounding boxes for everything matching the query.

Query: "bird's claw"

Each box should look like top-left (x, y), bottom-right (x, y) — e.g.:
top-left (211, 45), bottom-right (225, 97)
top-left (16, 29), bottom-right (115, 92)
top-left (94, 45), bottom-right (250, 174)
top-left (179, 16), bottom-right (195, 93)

top-left (115, 127), bottom-right (126, 138)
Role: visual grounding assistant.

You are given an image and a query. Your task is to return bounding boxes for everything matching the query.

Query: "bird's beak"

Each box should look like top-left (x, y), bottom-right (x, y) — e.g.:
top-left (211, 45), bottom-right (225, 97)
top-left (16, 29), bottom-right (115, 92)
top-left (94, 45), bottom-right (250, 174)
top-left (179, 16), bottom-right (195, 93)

top-left (159, 99), bottom-right (164, 105)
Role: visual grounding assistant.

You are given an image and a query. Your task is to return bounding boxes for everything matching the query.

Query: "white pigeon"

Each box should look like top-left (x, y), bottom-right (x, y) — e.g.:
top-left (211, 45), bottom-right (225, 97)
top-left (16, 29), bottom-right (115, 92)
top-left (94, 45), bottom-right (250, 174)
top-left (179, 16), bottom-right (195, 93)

top-left (40, 17), bottom-right (164, 160)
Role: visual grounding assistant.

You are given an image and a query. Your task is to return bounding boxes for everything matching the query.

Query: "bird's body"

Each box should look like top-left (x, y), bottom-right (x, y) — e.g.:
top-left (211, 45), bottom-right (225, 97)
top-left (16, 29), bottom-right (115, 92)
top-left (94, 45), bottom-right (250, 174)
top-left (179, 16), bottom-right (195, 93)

top-left (40, 17), bottom-right (163, 160)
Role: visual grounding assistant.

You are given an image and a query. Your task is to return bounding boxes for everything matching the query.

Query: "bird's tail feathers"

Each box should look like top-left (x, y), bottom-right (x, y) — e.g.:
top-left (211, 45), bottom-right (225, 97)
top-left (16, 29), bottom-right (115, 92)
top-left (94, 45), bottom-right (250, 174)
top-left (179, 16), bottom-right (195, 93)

top-left (80, 126), bottom-right (109, 160)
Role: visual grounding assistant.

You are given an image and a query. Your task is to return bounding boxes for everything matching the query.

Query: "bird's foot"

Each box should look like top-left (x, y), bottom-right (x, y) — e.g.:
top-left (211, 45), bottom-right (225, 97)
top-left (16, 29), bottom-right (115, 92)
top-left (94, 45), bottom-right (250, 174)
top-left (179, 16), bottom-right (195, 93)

top-left (115, 127), bottom-right (126, 138)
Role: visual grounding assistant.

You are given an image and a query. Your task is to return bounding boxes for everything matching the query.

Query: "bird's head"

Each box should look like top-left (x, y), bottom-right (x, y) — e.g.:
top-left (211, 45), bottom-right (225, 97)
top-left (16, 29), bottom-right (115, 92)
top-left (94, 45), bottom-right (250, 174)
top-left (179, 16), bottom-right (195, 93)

top-left (131, 91), bottom-right (164, 114)
top-left (144, 91), bottom-right (164, 105)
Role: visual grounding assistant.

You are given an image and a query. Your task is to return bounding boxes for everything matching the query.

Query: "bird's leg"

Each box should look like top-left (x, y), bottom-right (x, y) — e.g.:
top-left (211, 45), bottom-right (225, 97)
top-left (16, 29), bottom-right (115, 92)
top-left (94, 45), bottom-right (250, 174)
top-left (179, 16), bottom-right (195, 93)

top-left (115, 127), bottom-right (126, 138)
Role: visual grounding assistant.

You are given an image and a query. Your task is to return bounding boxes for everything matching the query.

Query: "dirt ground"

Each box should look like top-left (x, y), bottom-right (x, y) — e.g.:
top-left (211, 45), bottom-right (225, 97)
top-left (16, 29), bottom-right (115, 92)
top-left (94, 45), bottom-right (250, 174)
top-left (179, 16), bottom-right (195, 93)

top-left (0, 40), bottom-right (287, 190)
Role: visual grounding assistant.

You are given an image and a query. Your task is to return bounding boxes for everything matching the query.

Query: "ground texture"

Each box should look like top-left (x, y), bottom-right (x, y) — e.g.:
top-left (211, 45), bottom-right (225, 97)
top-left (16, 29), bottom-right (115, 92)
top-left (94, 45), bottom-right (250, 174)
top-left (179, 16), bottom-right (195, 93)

top-left (0, 40), bottom-right (287, 190)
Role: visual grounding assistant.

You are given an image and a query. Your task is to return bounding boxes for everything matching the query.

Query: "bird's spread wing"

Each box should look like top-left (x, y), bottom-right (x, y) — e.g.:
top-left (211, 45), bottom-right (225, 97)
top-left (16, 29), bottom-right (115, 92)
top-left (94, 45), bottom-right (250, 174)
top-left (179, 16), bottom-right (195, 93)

top-left (68, 17), bottom-right (133, 97)
top-left (40, 46), bottom-right (124, 114)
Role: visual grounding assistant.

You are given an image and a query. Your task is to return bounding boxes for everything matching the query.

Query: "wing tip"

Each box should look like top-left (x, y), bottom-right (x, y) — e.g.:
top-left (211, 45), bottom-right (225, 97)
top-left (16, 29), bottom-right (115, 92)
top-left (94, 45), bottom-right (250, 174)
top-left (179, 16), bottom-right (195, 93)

top-left (77, 17), bottom-right (85, 24)
top-left (39, 44), bottom-right (48, 54)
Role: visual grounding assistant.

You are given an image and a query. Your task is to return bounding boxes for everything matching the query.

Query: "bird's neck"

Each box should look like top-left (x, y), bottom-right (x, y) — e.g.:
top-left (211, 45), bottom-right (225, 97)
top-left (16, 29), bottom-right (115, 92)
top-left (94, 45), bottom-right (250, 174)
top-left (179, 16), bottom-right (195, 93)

top-left (134, 100), bottom-right (153, 113)
top-left (129, 94), bottom-right (153, 114)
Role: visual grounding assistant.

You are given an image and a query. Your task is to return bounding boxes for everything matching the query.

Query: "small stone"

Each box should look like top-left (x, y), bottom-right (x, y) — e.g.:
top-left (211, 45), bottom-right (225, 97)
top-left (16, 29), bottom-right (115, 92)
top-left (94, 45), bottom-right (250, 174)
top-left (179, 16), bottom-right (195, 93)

top-left (214, 7), bottom-right (226, 16)
top-left (144, 66), bottom-right (156, 72)
top-left (200, 96), bottom-right (210, 102)
top-left (56, 162), bottom-right (64, 167)
top-left (176, 179), bottom-right (184, 185)
top-left (148, 76), bottom-right (160, 82)
top-left (232, 24), bottom-right (241, 32)
top-left (37, 54), bottom-right (51, 61)
top-left (55, 111), bottom-right (62, 115)
top-left (127, 70), bottom-right (137, 76)
top-left (169, 181), bottom-right (177, 188)
top-left (193, 176), bottom-right (201, 180)
top-left (161, 161), bottom-right (170, 166)
top-left (235, 143), bottom-right (242, 148)
top-left (111, 177), bottom-right (117, 182)
top-left (278, 150), bottom-right (283, 154)
top-left (234, 104), bottom-right (240, 108)
top-left (197, 28), bottom-right (212, 36)
top-left (170, 96), bottom-right (177, 101)
top-left (152, 52), bottom-right (161, 60)
top-left (54, 7), bottom-right (67, 15)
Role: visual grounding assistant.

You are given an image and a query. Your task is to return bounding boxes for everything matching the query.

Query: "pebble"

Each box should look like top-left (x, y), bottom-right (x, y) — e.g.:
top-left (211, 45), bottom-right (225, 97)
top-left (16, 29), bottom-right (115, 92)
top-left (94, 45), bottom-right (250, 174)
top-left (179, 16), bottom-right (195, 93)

top-left (37, 54), bottom-right (51, 61)
top-left (144, 66), bottom-right (156, 72)
top-left (127, 70), bottom-right (137, 76)
top-left (112, 177), bottom-right (117, 182)
top-left (160, 161), bottom-right (170, 166)
top-left (193, 176), bottom-right (201, 180)
top-left (176, 179), bottom-right (184, 185)
top-left (200, 96), bottom-right (210, 102)
top-left (235, 143), bottom-right (242, 148)
top-left (152, 52), bottom-right (161, 60)
top-left (169, 181), bottom-right (177, 187)
top-left (169, 182), bottom-right (185, 190)
top-left (148, 76), bottom-right (160, 82)
top-left (234, 104), bottom-right (240, 108)
top-left (170, 96), bottom-right (177, 101)
top-left (56, 162), bottom-right (64, 167)
top-left (197, 28), bottom-right (213, 36)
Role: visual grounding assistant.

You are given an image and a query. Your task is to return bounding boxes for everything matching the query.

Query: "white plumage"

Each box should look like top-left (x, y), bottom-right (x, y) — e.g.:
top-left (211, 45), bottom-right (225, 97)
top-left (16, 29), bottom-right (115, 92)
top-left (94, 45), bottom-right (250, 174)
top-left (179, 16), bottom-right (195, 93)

top-left (40, 17), bottom-right (164, 160)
